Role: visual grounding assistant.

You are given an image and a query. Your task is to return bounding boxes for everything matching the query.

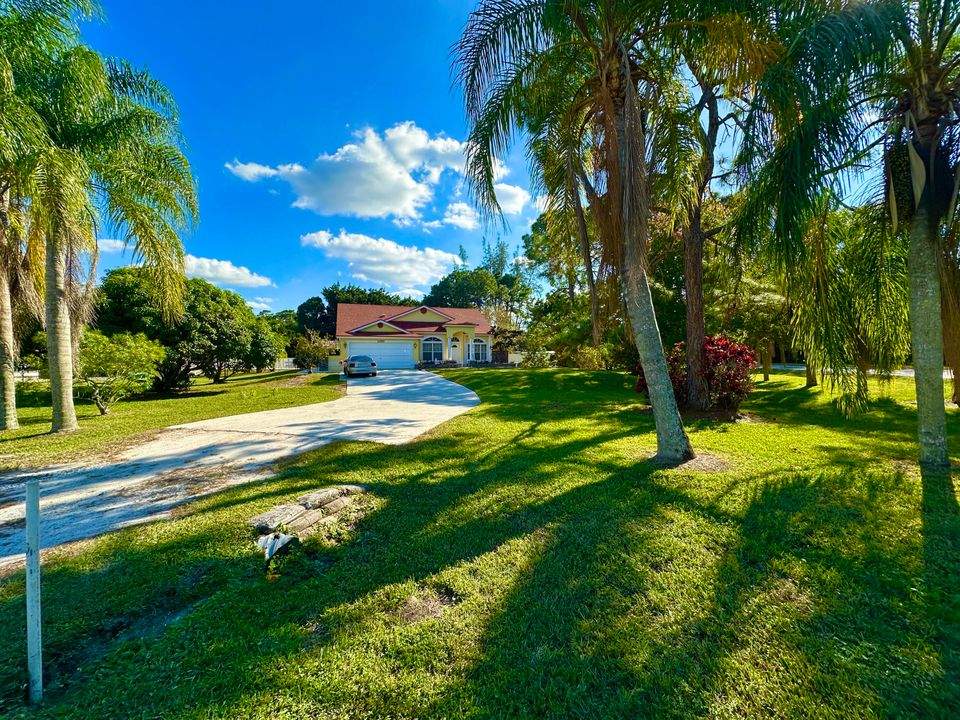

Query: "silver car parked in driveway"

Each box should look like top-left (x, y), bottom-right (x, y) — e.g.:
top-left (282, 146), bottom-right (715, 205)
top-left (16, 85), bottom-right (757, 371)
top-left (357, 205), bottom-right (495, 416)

top-left (342, 354), bottom-right (378, 377)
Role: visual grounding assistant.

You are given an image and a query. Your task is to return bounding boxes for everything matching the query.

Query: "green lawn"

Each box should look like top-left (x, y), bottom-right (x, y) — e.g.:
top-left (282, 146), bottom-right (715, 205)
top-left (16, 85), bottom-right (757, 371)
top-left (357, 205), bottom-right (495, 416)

top-left (0, 369), bottom-right (957, 718)
top-left (1, 371), bottom-right (344, 471)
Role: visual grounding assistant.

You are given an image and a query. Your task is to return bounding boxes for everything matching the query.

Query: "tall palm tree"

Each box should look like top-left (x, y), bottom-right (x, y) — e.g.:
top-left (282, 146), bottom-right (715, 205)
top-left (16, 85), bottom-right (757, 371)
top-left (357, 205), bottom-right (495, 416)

top-left (0, 194), bottom-right (43, 430)
top-left (737, 0), bottom-right (960, 469)
top-left (0, 0), bottom-right (94, 430)
top-left (456, 0), bottom-right (776, 462)
top-left (21, 44), bottom-right (196, 432)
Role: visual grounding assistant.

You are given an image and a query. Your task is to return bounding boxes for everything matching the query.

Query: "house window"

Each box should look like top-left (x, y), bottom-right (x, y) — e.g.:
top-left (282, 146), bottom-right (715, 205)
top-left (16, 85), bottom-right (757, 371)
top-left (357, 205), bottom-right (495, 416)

top-left (422, 337), bottom-right (443, 363)
top-left (472, 338), bottom-right (488, 362)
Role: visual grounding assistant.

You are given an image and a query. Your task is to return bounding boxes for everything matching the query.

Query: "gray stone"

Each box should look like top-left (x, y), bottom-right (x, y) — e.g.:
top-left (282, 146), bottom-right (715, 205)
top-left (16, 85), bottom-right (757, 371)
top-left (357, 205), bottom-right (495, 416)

top-left (248, 504), bottom-right (306, 534)
top-left (297, 484), bottom-right (366, 509)
top-left (297, 487), bottom-right (342, 509)
top-left (296, 514), bottom-right (340, 538)
top-left (319, 496), bottom-right (352, 516)
top-left (286, 509), bottom-right (340, 535)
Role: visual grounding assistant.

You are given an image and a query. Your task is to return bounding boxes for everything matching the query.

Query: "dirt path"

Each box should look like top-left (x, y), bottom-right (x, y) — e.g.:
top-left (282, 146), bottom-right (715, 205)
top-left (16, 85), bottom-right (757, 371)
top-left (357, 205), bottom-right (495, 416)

top-left (0, 371), bottom-right (478, 569)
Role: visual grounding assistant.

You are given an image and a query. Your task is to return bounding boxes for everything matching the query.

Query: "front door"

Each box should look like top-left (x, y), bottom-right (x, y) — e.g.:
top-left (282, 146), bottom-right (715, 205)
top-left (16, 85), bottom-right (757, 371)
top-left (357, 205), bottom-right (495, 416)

top-left (449, 340), bottom-right (462, 364)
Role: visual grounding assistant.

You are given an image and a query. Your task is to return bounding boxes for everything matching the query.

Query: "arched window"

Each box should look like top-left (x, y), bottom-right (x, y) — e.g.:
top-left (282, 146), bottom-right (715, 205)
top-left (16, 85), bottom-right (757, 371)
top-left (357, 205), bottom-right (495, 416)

top-left (472, 338), bottom-right (488, 362)
top-left (422, 337), bottom-right (443, 364)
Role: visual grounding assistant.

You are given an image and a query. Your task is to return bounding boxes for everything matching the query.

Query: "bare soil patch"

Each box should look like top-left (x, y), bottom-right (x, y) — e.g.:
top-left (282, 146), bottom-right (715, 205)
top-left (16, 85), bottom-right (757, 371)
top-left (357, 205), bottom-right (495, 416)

top-left (647, 451), bottom-right (730, 473)
top-left (675, 452), bottom-right (730, 473)
top-left (399, 585), bottom-right (461, 624)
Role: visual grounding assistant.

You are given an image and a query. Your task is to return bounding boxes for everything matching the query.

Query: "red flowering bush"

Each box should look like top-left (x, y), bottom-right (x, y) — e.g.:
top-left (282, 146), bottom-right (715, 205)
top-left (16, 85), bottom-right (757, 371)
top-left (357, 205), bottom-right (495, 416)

top-left (635, 335), bottom-right (756, 411)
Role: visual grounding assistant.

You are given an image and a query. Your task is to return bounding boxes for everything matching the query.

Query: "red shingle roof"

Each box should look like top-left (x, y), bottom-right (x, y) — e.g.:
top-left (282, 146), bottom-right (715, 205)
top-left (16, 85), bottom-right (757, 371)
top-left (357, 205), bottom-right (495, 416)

top-left (336, 304), bottom-right (492, 337)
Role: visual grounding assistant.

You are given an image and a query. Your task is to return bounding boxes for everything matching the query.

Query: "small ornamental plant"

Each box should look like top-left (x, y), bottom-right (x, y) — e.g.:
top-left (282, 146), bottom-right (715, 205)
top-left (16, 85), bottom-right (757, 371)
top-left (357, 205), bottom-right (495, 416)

top-left (77, 331), bottom-right (166, 415)
top-left (636, 335), bottom-right (756, 411)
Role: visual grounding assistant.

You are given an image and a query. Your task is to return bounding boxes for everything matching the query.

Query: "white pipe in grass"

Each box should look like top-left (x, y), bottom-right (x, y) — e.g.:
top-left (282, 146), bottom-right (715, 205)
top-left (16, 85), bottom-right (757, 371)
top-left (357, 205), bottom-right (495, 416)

top-left (25, 478), bottom-right (42, 703)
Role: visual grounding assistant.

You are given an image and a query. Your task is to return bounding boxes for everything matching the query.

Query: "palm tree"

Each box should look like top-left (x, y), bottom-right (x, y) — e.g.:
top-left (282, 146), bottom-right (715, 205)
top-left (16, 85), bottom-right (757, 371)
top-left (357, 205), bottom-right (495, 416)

top-left (0, 0), bottom-right (94, 430)
top-left (789, 200), bottom-right (912, 411)
top-left (22, 44), bottom-right (196, 432)
top-left (0, 196), bottom-right (44, 431)
top-left (527, 109), bottom-right (605, 346)
top-left (737, 0), bottom-right (960, 469)
top-left (456, 0), bottom-right (776, 462)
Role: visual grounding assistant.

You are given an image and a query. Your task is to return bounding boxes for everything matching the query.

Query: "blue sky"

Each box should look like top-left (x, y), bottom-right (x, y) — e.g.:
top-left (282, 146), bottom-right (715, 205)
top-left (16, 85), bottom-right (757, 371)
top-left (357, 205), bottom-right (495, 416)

top-left (85, 1), bottom-right (539, 313)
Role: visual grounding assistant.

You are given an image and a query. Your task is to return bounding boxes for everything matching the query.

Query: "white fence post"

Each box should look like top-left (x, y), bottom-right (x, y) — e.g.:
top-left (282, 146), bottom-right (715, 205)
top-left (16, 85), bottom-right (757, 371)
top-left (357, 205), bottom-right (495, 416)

top-left (25, 477), bottom-right (42, 703)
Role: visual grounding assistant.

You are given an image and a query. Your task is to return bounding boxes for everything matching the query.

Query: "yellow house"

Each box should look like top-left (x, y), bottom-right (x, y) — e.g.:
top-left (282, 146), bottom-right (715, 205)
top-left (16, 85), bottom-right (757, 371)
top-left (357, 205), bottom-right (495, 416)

top-left (330, 303), bottom-right (493, 369)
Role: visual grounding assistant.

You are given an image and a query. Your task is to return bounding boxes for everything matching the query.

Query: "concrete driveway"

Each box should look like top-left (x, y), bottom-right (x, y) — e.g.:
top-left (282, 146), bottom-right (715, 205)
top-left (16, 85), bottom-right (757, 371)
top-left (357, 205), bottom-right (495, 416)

top-left (0, 370), bottom-right (478, 568)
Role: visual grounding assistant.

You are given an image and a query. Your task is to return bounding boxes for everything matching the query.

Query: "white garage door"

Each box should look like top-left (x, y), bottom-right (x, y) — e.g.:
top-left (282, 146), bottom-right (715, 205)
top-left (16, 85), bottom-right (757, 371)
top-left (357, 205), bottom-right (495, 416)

top-left (347, 340), bottom-right (415, 369)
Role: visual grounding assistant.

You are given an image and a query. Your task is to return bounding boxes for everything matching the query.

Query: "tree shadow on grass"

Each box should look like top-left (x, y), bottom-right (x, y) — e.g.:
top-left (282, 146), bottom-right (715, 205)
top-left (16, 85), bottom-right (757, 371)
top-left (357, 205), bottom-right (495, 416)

top-left (12, 456), bottom-right (952, 719)
top-left (428, 467), bottom-right (959, 719)
top-left (1, 370), bottom-right (956, 718)
top-left (0, 407), bottom-right (644, 716)
top-left (921, 467), bottom-right (960, 704)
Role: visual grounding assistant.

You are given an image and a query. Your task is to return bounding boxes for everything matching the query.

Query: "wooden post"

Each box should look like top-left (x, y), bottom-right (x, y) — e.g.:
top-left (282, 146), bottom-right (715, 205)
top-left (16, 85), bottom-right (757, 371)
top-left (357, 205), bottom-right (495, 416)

top-left (25, 477), bottom-right (42, 703)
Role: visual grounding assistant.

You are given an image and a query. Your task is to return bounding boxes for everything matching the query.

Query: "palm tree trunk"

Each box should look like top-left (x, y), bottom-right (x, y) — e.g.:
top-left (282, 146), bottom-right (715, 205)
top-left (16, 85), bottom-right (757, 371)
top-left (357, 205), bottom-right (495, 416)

top-left (572, 168), bottom-right (601, 347)
top-left (908, 204), bottom-right (949, 468)
top-left (613, 80), bottom-right (693, 463)
top-left (622, 240), bottom-right (694, 462)
top-left (0, 187), bottom-right (18, 431)
top-left (0, 266), bottom-right (18, 430)
top-left (805, 362), bottom-right (818, 388)
top-left (762, 343), bottom-right (771, 381)
top-left (45, 232), bottom-right (78, 432)
top-left (683, 216), bottom-right (708, 410)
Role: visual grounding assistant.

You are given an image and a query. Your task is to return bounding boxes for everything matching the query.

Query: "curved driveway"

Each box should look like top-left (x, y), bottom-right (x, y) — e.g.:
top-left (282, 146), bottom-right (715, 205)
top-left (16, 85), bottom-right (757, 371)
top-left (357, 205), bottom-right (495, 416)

top-left (0, 371), bottom-right (478, 568)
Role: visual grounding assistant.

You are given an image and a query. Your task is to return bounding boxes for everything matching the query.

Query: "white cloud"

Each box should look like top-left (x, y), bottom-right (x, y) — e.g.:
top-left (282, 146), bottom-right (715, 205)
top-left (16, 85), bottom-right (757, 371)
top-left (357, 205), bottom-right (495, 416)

top-left (224, 160), bottom-right (278, 182)
top-left (396, 287), bottom-right (425, 299)
top-left (383, 121), bottom-right (464, 174)
top-left (421, 202), bottom-right (480, 232)
top-left (495, 183), bottom-right (531, 215)
top-left (440, 202), bottom-right (480, 230)
top-left (185, 255), bottom-right (274, 288)
top-left (301, 230), bottom-right (461, 290)
top-left (246, 296), bottom-right (275, 311)
top-left (492, 157), bottom-right (511, 181)
top-left (97, 238), bottom-right (126, 253)
top-left (228, 122), bottom-right (469, 220)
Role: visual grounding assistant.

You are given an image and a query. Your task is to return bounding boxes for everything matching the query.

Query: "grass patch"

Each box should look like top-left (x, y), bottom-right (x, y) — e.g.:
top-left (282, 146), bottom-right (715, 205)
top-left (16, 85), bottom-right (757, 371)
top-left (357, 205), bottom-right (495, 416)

top-left (1, 371), bottom-right (343, 470)
top-left (0, 369), bottom-right (957, 717)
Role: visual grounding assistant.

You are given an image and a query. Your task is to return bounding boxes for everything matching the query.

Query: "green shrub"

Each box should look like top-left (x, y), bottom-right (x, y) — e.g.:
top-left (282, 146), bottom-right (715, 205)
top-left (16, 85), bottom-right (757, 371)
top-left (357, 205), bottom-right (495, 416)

top-left (573, 345), bottom-right (604, 370)
top-left (519, 347), bottom-right (551, 368)
top-left (77, 331), bottom-right (166, 415)
top-left (292, 330), bottom-right (337, 372)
